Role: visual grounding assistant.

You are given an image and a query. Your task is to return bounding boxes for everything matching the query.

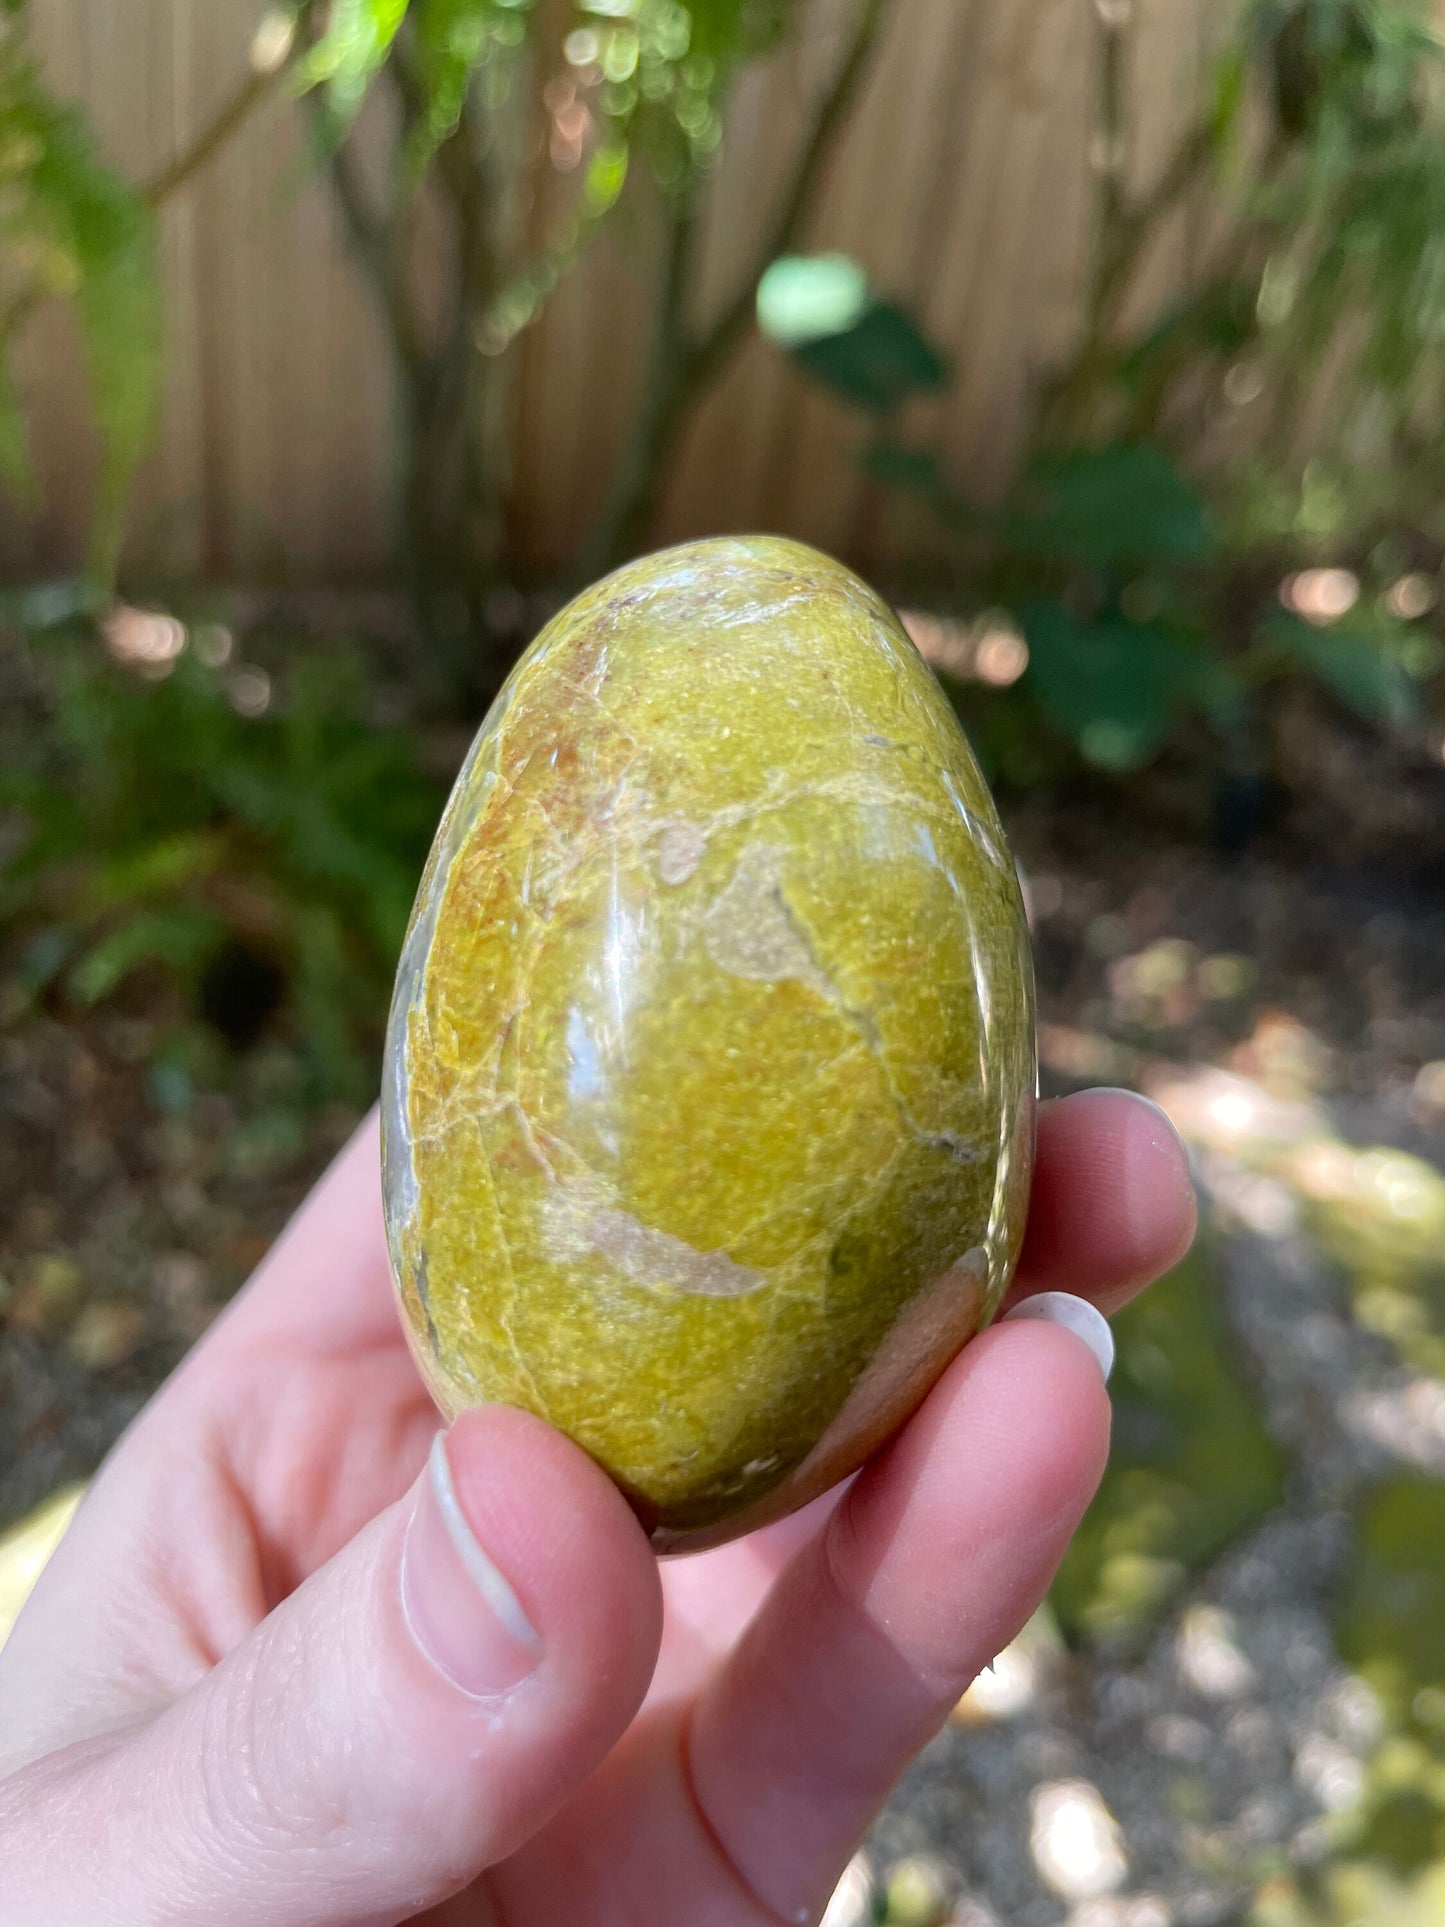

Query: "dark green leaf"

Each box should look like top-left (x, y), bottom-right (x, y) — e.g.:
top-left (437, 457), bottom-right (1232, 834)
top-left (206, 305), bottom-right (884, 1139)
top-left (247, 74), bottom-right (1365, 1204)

top-left (1, 38), bottom-right (161, 579)
top-left (1266, 609), bottom-right (1420, 721)
top-left (1336, 1477), bottom-right (1445, 1715)
top-left (861, 441), bottom-right (965, 509)
top-left (758, 255), bottom-right (949, 410)
top-left (1114, 281), bottom-right (1257, 396)
top-left (790, 301), bottom-right (949, 411)
top-left (0, 354), bottom-right (36, 507)
top-left (70, 906), bottom-right (227, 1005)
top-left (1006, 444), bottom-right (1217, 573)
top-left (1021, 598), bottom-right (1215, 769)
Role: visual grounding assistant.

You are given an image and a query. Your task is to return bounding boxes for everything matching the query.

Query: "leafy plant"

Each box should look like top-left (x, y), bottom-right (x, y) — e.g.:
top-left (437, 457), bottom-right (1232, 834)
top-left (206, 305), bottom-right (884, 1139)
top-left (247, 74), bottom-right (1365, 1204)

top-left (756, 252), bottom-right (948, 414)
top-left (0, 610), bottom-right (445, 1099)
top-left (0, 11), bottom-right (161, 583)
top-left (756, 0), bottom-right (1445, 784)
top-left (296, 0), bottom-right (899, 673)
top-left (0, 0), bottom-right (898, 661)
top-left (1050, 1245), bottom-right (1287, 1650)
top-left (833, 338), bottom-right (1438, 773)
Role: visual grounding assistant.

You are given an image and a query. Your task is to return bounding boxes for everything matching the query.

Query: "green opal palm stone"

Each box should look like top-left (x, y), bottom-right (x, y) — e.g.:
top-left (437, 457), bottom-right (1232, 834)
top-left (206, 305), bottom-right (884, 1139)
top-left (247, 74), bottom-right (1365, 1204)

top-left (382, 536), bottom-right (1036, 1552)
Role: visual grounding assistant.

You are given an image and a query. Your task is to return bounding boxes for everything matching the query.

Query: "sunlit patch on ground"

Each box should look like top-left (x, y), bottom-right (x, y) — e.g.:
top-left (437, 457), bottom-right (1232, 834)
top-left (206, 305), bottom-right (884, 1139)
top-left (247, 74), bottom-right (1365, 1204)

top-left (0, 1484), bottom-right (84, 1652)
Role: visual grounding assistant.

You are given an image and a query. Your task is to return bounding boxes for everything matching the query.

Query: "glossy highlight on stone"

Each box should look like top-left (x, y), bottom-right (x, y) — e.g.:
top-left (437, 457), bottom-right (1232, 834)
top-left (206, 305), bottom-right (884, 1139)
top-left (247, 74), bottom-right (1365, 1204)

top-left (382, 536), bottom-right (1036, 1553)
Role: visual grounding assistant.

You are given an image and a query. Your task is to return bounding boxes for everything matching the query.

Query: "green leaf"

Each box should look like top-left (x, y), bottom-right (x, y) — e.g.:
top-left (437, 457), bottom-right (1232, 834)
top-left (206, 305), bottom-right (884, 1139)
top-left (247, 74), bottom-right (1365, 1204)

top-left (74, 222), bottom-right (161, 583)
top-left (758, 253), bottom-right (950, 411)
top-left (583, 138), bottom-right (629, 212)
top-left (1113, 280), bottom-right (1257, 401)
top-left (1052, 1246), bottom-right (1287, 1648)
top-left (299, 0), bottom-right (412, 111)
top-left (405, 0), bottom-right (538, 158)
top-left (757, 252), bottom-right (869, 344)
top-left (1, 37), bottom-right (161, 581)
top-left (85, 831), bottom-right (225, 915)
top-left (1211, 37), bottom-right (1248, 149)
top-left (862, 441), bottom-right (952, 498)
top-left (790, 300), bottom-right (949, 411)
top-left (1337, 1477), bottom-right (1445, 1716)
top-left (861, 441), bottom-right (980, 536)
top-left (69, 905), bottom-right (227, 1005)
top-left (1021, 598), bottom-right (1214, 769)
top-left (1005, 443), bottom-right (1217, 573)
top-left (1266, 608), bottom-right (1420, 722)
top-left (0, 353), bottom-right (36, 507)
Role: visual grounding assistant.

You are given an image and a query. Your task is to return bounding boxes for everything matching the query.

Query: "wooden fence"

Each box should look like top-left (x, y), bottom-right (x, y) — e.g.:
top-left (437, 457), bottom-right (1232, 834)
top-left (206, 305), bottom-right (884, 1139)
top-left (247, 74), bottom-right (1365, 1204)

top-left (9, 0), bottom-right (1220, 586)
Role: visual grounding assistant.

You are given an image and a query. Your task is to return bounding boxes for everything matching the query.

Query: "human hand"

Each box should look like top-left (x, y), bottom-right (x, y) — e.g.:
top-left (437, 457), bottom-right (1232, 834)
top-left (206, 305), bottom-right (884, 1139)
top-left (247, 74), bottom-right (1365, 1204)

top-left (0, 1089), bottom-right (1194, 1927)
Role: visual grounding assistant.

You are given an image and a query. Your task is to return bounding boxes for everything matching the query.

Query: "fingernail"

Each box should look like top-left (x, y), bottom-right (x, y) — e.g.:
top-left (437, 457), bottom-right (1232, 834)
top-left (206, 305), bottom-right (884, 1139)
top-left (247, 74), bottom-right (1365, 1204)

top-left (1002, 1291), bottom-right (1115, 1383)
top-left (1090, 1087), bottom-right (1183, 1139)
top-left (400, 1430), bottom-right (542, 1698)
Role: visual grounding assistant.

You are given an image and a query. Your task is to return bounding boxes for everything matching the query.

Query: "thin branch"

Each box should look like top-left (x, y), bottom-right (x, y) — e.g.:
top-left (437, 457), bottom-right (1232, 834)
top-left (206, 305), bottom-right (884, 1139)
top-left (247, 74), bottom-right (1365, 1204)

top-left (579, 195), bottom-right (699, 575)
top-left (1092, 4), bottom-right (1128, 309)
top-left (1042, 113), bottom-right (1218, 440)
top-left (385, 28), bottom-right (500, 395)
top-left (143, 28), bottom-right (296, 208)
top-left (0, 288), bottom-right (39, 342)
top-left (387, 34), bottom-right (495, 252)
top-left (478, 210), bottom-right (597, 351)
top-left (1091, 117), bottom-right (1216, 332)
top-left (688, 0), bottom-right (895, 385)
top-left (583, 0), bottom-right (897, 571)
top-left (317, 109), bottom-right (433, 385)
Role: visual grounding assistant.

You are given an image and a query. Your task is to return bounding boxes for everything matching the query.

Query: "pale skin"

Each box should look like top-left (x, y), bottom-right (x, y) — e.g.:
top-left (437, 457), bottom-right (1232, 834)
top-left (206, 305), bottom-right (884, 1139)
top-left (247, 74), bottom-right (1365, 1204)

top-left (0, 1087), bottom-right (1196, 1927)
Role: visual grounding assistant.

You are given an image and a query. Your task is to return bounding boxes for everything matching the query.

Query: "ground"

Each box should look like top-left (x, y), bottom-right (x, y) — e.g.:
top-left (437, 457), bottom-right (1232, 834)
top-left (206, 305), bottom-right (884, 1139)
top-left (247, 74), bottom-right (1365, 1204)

top-left (3, 788), bottom-right (1445, 1927)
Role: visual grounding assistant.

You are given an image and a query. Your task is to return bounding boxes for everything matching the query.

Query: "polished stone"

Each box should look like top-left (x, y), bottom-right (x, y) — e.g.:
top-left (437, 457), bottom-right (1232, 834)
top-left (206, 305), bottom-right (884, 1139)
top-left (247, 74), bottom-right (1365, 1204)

top-left (382, 536), bottom-right (1036, 1552)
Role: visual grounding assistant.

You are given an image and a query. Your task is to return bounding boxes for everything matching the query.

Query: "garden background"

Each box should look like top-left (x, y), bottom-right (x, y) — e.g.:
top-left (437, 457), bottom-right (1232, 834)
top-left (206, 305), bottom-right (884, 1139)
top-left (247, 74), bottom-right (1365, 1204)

top-left (3, 3), bottom-right (1445, 1923)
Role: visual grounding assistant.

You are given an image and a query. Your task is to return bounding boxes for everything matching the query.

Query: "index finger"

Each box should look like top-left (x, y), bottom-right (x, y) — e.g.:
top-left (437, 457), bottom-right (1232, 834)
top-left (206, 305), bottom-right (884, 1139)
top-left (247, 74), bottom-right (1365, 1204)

top-left (1004, 1087), bottom-right (1197, 1316)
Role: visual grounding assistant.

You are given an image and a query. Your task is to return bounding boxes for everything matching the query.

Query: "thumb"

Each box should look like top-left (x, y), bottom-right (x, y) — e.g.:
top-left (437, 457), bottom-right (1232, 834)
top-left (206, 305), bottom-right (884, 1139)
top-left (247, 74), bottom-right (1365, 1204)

top-left (0, 1407), bottom-right (663, 1927)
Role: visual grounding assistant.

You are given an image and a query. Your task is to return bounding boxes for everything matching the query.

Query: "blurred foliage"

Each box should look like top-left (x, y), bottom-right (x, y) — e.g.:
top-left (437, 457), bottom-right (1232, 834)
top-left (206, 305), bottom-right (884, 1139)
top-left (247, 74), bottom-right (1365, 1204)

top-left (1251, 1480), bottom-right (1445, 1925)
top-left (0, 0), bottom-right (862, 650)
top-left (1154, 1057), bottom-right (1445, 1377)
top-left (757, 254), bottom-right (948, 414)
top-left (1253, 1862), bottom-right (1445, 1926)
top-left (1338, 1478), bottom-right (1445, 1732)
top-left (0, 609), bottom-right (444, 1100)
top-left (305, 0), bottom-right (790, 188)
top-left (1050, 1245), bottom-right (1287, 1651)
top-left (1330, 1481), bottom-right (1445, 1883)
top-left (761, 0), bottom-right (1445, 785)
top-left (294, 0), bottom-right (853, 665)
top-left (1133, 1064), bottom-right (1445, 1924)
top-left (1295, 1142), bottom-right (1445, 1378)
top-left (0, 7), bottom-right (160, 585)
